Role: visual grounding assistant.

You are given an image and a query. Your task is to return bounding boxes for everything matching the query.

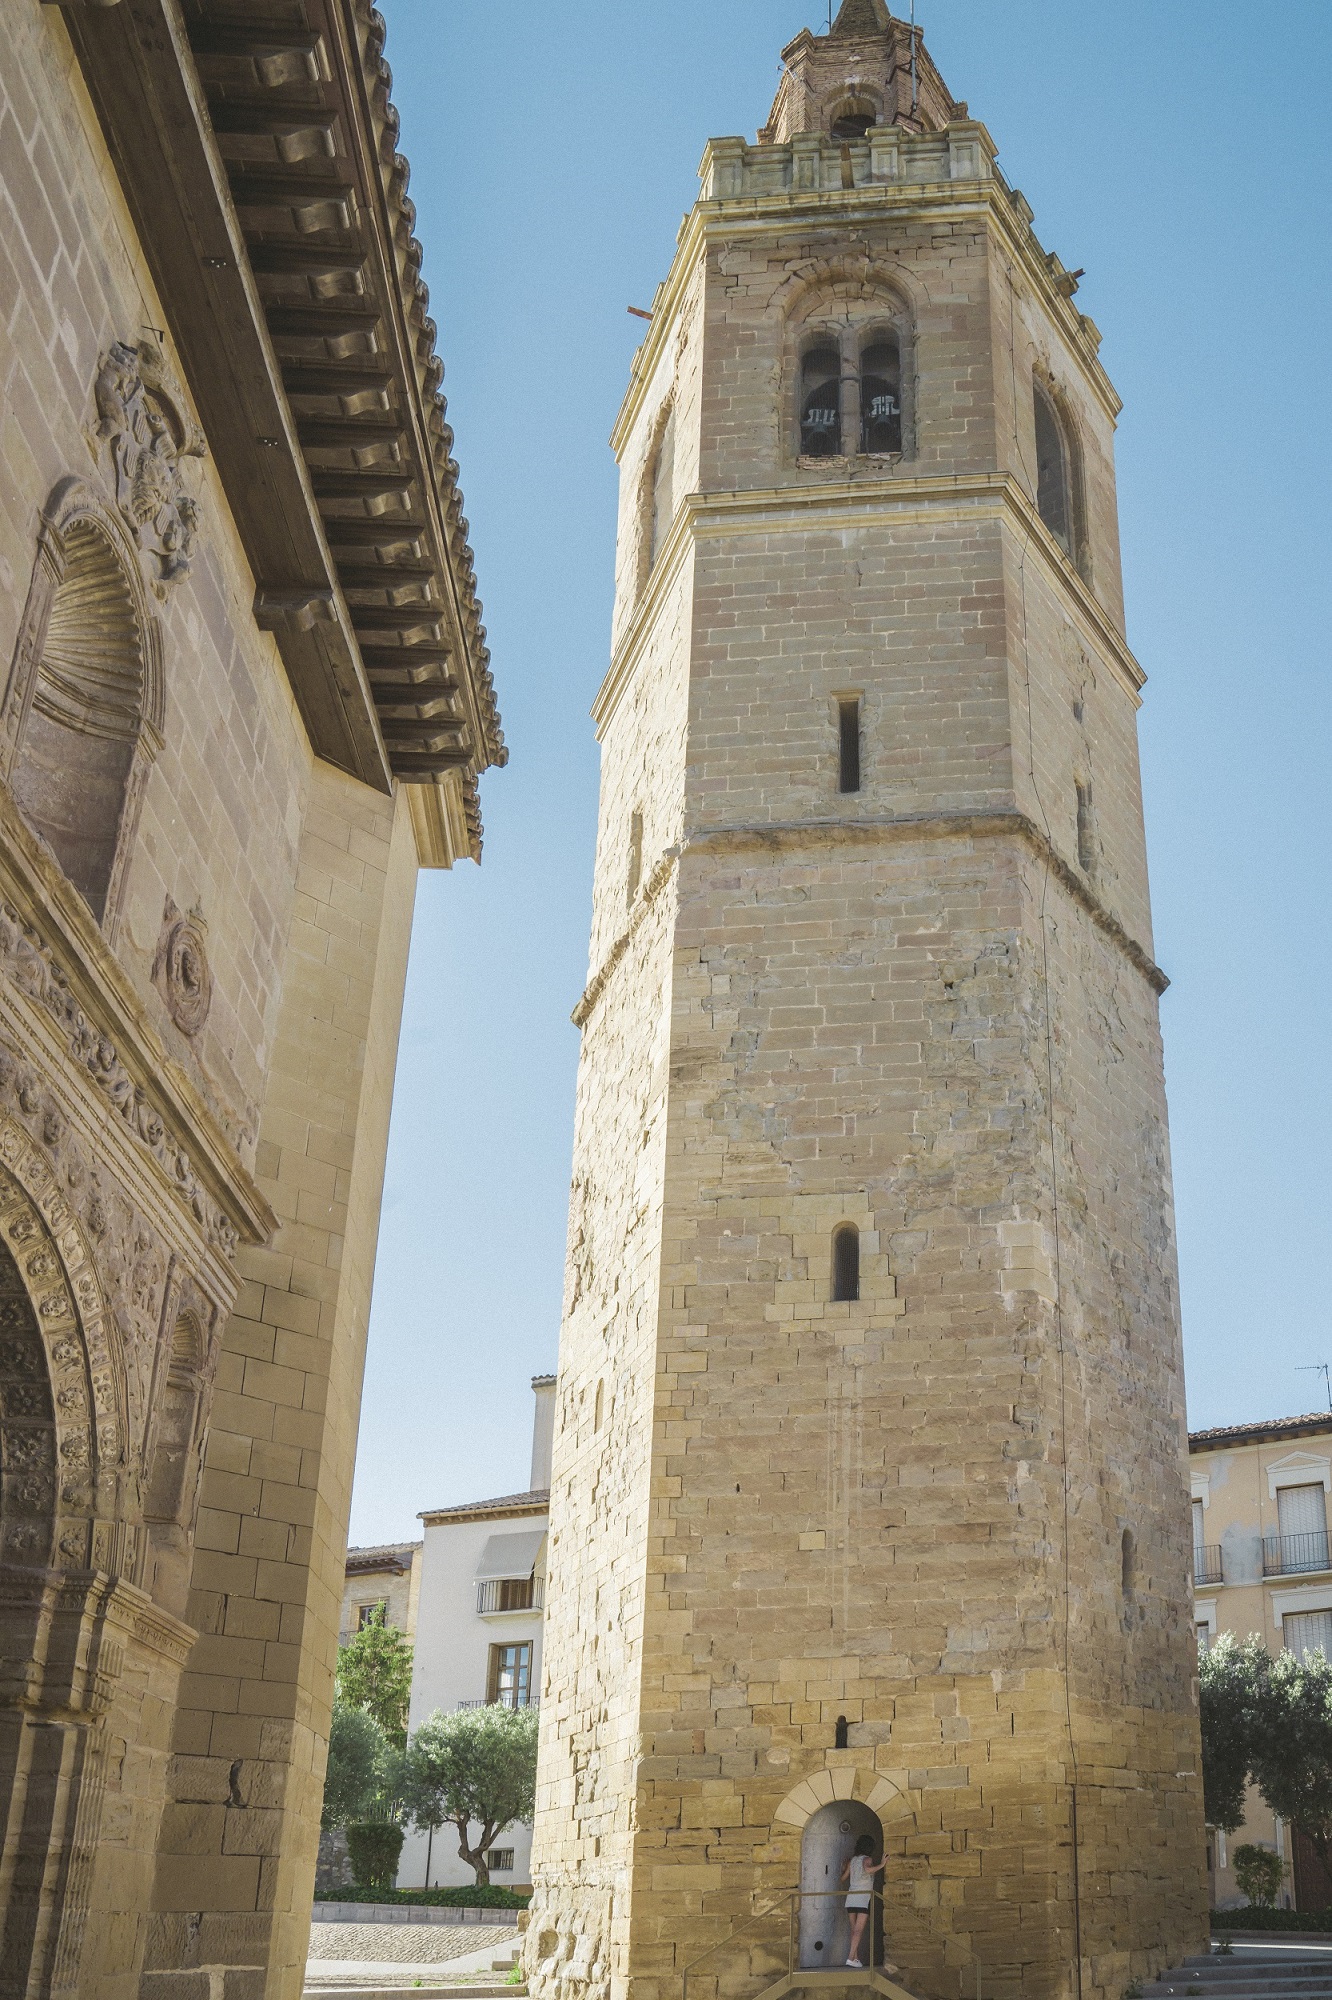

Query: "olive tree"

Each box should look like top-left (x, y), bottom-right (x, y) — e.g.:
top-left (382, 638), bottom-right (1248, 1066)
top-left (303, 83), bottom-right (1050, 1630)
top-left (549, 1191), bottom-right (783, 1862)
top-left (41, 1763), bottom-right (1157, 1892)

top-left (402, 1703), bottom-right (539, 1885)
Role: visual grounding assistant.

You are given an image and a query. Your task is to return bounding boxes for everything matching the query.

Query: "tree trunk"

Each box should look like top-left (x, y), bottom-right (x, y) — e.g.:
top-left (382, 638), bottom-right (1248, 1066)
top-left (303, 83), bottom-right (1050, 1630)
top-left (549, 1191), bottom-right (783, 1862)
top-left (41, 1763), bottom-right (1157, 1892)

top-left (454, 1817), bottom-right (497, 1886)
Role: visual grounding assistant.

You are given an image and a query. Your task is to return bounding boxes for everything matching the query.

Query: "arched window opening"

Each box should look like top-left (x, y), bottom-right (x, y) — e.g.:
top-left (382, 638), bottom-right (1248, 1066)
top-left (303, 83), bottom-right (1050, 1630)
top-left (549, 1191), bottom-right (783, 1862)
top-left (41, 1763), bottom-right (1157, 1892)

top-left (800, 346), bottom-right (842, 458)
top-left (649, 404), bottom-right (676, 570)
top-left (860, 338), bottom-right (902, 455)
top-left (11, 516), bottom-right (146, 921)
top-left (145, 1314), bottom-right (203, 1525)
top-left (1033, 381), bottom-right (1071, 552)
top-left (832, 1224), bottom-right (860, 1303)
top-left (831, 108), bottom-right (876, 142)
top-left (1121, 1527), bottom-right (1137, 1597)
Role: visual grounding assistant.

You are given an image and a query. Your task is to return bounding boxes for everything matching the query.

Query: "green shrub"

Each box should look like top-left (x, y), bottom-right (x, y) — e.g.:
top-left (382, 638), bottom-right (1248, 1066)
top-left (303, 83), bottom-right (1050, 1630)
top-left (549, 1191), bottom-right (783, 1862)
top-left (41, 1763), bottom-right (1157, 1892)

top-left (1211, 1906), bottom-right (1330, 1932)
top-left (346, 1821), bottom-right (405, 1890)
top-left (1232, 1843), bottom-right (1285, 1909)
top-left (313, 1884), bottom-right (530, 1910)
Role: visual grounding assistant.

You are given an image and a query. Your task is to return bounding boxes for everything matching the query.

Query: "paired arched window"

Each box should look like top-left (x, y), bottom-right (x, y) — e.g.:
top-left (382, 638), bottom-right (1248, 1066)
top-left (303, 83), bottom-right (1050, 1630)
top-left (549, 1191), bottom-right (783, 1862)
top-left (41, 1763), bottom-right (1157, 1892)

top-left (798, 328), bottom-right (905, 462)
top-left (2, 486), bottom-right (161, 929)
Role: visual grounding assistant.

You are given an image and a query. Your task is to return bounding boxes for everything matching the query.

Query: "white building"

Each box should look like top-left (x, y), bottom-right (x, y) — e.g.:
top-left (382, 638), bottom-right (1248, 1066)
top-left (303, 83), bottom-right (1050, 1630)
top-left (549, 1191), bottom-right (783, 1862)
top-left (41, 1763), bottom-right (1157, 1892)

top-left (398, 1375), bottom-right (555, 1891)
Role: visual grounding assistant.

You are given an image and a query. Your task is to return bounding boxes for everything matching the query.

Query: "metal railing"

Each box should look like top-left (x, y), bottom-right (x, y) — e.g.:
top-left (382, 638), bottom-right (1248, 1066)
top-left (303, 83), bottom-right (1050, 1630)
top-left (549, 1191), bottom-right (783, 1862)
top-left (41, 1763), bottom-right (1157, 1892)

top-left (477, 1576), bottom-right (544, 1614)
top-left (1193, 1544), bottom-right (1223, 1586)
top-left (680, 1887), bottom-right (982, 2000)
top-left (1263, 1531), bottom-right (1331, 1577)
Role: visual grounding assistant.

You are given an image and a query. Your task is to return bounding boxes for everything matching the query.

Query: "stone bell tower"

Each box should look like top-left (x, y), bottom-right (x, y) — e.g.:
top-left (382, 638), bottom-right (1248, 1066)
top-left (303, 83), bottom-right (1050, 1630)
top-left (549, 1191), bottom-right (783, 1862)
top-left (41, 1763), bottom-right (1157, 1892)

top-left (527, 7), bottom-right (1208, 2000)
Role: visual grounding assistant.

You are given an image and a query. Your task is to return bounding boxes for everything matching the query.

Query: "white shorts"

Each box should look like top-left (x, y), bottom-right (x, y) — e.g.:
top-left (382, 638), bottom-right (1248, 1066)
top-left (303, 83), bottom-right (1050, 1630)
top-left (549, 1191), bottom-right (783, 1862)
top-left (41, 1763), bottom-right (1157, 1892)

top-left (846, 1896), bottom-right (870, 1912)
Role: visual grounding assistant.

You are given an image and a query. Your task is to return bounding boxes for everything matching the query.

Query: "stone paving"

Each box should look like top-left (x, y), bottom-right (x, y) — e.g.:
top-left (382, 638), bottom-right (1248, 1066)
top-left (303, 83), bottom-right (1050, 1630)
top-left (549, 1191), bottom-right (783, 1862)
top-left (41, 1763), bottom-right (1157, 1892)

top-left (307, 1924), bottom-right (518, 1965)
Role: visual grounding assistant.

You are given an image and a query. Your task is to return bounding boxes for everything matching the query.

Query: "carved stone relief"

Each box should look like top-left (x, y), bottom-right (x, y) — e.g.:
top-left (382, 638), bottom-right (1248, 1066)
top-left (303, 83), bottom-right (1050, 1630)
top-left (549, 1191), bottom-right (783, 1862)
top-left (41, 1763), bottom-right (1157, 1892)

top-left (151, 897), bottom-right (213, 1039)
top-left (94, 337), bottom-right (206, 594)
top-left (0, 897), bottom-right (237, 1258)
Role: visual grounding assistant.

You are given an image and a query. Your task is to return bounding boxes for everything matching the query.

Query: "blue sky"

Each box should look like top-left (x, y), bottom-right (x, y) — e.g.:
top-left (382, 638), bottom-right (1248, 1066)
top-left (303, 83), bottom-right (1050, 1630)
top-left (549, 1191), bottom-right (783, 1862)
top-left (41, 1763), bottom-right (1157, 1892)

top-left (348, 0), bottom-right (1332, 1544)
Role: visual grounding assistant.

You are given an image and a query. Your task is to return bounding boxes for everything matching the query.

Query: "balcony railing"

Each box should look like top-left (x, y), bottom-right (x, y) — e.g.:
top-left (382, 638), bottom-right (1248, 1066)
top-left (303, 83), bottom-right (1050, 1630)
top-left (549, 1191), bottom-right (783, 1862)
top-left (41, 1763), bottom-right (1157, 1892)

top-left (1193, 1544), bottom-right (1224, 1586)
top-left (1264, 1531), bottom-right (1332, 1577)
top-left (476, 1576), bottom-right (544, 1615)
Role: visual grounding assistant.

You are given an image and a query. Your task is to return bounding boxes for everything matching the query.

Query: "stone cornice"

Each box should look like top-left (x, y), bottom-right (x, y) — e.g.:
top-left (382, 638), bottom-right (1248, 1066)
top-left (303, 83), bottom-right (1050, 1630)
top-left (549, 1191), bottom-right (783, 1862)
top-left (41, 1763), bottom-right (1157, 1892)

top-left (572, 806), bottom-right (1166, 1033)
top-left (0, 787), bottom-right (276, 1256)
top-left (612, 132), bottom-right (1117, 457)
top-left (593, 473), bottom-right (1143, 740)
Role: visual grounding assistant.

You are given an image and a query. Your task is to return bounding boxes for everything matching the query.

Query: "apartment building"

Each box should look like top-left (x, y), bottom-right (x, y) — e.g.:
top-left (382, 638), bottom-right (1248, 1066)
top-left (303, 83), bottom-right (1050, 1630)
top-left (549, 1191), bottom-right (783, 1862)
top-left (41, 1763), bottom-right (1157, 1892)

top-left (1191, 1412), bottom-right (1332, 1910)
top-left (397, 1376), bottom-right (555, 1890)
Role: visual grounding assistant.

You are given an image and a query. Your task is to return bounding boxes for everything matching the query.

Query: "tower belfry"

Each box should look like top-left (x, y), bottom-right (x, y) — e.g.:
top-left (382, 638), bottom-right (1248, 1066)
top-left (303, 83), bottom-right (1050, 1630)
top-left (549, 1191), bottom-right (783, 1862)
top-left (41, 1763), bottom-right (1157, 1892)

top-left (528, 14), bottom-right (1207, 2000)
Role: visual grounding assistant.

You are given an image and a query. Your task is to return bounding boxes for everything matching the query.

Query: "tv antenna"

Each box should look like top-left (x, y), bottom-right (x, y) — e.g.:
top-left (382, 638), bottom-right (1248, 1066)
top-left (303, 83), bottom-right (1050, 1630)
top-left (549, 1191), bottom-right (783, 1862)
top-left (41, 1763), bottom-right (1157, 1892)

top-left (1298, 1363), bottom-right (1332, 1413)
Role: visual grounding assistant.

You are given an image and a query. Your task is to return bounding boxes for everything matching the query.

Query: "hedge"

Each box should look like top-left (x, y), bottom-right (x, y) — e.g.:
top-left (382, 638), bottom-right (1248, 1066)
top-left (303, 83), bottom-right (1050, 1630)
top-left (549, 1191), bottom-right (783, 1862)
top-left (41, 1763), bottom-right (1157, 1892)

top-left (1211, 1906), bottom-right (1332, 1932)
top-left (315, 1884), bottom-right (531, 1910)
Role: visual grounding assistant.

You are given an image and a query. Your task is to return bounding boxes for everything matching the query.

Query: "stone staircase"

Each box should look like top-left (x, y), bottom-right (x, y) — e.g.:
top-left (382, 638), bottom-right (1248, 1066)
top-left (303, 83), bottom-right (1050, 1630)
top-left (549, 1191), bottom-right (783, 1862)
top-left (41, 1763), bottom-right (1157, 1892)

top-left (1145, 1948), bottom-right (1332, 2000)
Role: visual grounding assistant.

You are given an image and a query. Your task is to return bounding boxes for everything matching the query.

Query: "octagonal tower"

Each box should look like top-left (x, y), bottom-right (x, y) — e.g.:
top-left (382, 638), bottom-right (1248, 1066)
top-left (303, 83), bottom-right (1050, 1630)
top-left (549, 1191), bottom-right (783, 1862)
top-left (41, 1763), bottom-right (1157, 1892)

top-left (527, 9), bottom-right (1208, 1999)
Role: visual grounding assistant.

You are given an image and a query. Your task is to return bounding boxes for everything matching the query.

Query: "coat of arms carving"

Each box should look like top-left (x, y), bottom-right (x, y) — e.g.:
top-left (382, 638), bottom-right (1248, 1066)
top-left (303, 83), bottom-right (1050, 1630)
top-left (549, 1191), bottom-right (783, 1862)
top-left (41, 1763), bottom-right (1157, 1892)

top-left (94, 337), bottom-right (206, 591)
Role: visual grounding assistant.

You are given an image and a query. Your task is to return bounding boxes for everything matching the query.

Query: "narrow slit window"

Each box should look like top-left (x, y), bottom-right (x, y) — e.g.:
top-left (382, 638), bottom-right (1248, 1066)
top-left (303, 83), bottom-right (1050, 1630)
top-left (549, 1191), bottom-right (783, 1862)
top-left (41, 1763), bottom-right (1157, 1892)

top-left (594, 1379), bottom-right (605, 1432)
top-left (627, 810), bottom-right (643, 908)
top-left (1121, 1528), bottom-right (1136, 1597)
top-left (859, 337), bottom-right (902, 455)
top-left (838, 699), bottom-right (861, 794)
top-left (1075, 781), bottom-right (1095, 874)
top-left (800, 345), bottom-right (841, 458)
top-left (832, 1224), bottom-right (860, 1302)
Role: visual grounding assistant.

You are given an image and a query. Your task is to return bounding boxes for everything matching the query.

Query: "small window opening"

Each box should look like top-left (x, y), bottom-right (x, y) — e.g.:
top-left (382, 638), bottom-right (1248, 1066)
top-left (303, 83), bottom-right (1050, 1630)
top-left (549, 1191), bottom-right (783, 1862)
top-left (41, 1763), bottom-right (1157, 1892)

top-left (838, 699), bottom-right (861, 795)
top-left (649, 405), bottom-right (676, 568)
top-left (594, 1379), bottom-right (605, 1432)
top-left (860, 338), bottom-right (902, 455)
top-left (1121, 1528), bottom-right (1136, 1596)
top-left (800, 346), bottom-right (841, 458)
top-left (831, 112), bottom-right (875, 141)
top-left (626, 811), bottom-right (643, 908)
top-left (834, 1715), bottom-right (849, 1749)
top-left (832, 1224), bottom-right (860, 1303)
top-left (1075, 781), bottom-right (1095, 875)
top-left (1033, 382), bottom-right (1071, 551)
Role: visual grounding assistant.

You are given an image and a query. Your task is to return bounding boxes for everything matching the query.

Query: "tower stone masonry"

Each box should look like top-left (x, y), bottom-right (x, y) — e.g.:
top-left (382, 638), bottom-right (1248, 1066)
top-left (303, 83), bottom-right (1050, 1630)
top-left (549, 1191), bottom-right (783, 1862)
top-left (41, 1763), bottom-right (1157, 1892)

top-left (527, 6), bottom-right (1208, 2000)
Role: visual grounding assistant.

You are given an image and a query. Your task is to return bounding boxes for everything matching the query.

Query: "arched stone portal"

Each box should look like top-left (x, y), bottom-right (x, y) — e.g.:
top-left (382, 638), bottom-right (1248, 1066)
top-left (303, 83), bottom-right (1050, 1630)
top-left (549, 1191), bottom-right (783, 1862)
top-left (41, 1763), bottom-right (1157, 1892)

top-left (798, 1799), bottom-right (882, 1970)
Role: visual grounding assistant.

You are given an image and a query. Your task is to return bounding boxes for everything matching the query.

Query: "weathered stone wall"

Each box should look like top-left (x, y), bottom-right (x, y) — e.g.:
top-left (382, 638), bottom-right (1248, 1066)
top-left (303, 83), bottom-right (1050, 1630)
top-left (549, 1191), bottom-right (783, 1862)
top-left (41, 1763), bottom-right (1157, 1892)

top-left (0, 9), bottom-right (466, 2000)
top-left (529, 74), bottom-right (1206, 2000)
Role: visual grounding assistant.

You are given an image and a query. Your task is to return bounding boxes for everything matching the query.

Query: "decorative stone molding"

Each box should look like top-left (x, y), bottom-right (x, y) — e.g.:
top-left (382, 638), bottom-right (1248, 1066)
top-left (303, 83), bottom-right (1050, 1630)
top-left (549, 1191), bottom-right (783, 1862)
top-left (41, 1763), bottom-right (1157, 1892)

top-left (151, 897), bottom-right (213, 1038)
top-left (94, 337), bottom-right (205, 593)
top-left (0, 900), bottom-right (236, 1257)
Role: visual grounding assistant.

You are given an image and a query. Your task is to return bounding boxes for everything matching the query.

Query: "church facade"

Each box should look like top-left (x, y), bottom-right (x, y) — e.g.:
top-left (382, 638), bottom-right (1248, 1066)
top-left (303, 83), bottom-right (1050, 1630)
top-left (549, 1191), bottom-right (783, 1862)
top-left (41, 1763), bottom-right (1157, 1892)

top-left (528, 7), bottom-right (1207, 2000)
top-left (0, 5), bottom-right (502, 1998)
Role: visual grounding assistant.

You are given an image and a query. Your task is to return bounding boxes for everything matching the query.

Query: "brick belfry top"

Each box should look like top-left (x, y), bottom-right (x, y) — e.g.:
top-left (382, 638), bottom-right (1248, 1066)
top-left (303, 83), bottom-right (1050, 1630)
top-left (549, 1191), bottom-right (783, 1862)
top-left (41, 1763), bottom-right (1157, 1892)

top-left (526, 13), bottom-right (1208, 2000)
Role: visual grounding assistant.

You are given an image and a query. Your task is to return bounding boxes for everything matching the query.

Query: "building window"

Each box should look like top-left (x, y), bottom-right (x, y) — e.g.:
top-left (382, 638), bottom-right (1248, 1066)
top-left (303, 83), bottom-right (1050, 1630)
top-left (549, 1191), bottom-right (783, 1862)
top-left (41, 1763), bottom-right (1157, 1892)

top-left (1269, 1483), bottom-right (1330, 1575)
top-left (1283, 1610), bottom-right (1332, 1662)
top-left (648, 404), bottom-right (676, 570)
top-left (1121, 1528), bottom-right (1136, 1596)
top-left (626, 812), bottom-right (643, 908)
top-left (859, 336), bottom-right (902, 455)
top-left (487, 1641), bottom-right (533, 1708)
top-left (477, 1576), bottom-right (542, 1614)
top-left (837, 698), bottom-right (861, 794)
top-left (832, 1224), bottom-right (860, 1303)
top-left (357, 1600), bottom-right (389, 1630)
top-left (795, 313), bottom-right (911, 463)
top-left (1196, 1622), bottom-right (1211, 1654)
top-left (800, 346), bottom-right (842, 458)
top-left (487, 1849), bottom-right (515, 1874)
top-left (1033, 380), bottom-right (1072, 552)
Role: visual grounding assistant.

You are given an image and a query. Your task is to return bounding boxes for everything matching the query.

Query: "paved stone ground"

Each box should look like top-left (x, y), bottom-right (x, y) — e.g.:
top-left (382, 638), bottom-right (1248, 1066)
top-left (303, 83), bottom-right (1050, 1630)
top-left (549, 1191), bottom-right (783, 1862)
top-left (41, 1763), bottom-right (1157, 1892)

top-left (307, 1923), bottom-right (518, 1964)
